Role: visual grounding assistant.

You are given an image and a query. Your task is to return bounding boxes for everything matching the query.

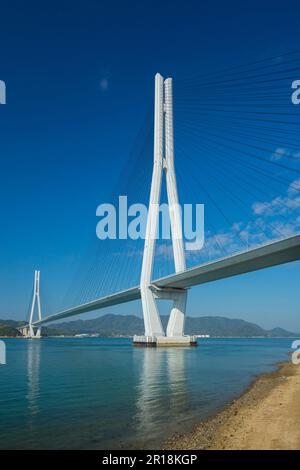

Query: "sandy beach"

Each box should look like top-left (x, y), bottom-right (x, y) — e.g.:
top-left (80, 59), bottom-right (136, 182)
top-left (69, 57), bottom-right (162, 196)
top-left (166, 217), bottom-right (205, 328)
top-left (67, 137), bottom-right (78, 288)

top-left (165, 361), bottom-right (300, 450)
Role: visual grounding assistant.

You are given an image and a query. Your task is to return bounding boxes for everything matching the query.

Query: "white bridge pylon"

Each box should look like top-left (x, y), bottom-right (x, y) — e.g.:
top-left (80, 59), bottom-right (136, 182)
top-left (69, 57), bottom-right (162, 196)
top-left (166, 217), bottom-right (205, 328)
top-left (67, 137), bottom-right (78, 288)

top-left (137, 73), bottom-right (195, 346)
top-left (23, 270), bottom-right (42, 338)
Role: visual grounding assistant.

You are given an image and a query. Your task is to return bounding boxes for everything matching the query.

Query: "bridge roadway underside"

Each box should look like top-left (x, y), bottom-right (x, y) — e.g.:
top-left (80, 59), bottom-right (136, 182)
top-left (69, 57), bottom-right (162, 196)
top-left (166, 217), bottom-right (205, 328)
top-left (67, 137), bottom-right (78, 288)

top-left (33, 234), bottom-right (300, 327)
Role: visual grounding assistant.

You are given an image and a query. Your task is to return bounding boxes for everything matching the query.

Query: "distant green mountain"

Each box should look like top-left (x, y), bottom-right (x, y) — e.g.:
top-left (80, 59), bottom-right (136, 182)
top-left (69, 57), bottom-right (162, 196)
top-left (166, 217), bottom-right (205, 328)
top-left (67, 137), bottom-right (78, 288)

top-left (268, 327), bottom-right (296, 337)
top-left (0, 323), bottom-right (22, 337)
top-left (47, 314), bottom-right (298, 338)
top-left (50, 314), bottom-right (143, 336)
top-left (0, 319), bottom-right (25, 328)
top-left (0, 315), bottom-right (298, 338)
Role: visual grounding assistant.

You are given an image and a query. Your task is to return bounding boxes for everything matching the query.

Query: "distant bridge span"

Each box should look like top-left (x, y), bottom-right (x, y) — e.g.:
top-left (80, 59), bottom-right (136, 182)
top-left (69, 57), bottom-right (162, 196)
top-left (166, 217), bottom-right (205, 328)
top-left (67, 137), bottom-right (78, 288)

top-left (32, 233), bottom-right (300, 327)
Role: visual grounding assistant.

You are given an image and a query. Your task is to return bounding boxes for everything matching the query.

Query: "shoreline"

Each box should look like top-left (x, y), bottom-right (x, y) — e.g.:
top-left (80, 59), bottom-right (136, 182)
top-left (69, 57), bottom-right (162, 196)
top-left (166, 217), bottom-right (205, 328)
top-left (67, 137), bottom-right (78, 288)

top-left (164, 360), bottom-right (300, 450)
top-left (1, 336), bottom-right (298, 339)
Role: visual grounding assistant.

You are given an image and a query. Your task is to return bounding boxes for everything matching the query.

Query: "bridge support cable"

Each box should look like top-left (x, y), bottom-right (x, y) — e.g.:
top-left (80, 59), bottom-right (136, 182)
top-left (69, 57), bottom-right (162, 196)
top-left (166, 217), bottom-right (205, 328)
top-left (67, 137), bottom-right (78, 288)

top-left (168, 51), bottom-right (300, 268)
top-left (53, 113), bottom-right (153, 315)
top-left (177, 49), bottom-right (300, 89)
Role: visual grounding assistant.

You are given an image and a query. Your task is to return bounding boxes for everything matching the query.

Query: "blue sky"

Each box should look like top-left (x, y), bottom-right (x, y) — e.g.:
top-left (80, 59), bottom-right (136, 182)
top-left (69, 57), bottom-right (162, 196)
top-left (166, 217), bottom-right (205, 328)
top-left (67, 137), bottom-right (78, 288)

top-left (0, 0), bottom-right (300, 331)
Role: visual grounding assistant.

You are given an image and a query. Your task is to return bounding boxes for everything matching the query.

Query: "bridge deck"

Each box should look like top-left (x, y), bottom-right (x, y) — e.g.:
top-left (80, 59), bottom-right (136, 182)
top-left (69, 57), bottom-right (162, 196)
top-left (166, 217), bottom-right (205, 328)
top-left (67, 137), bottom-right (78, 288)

top-left (154, 233), bottom-right (300, 289)
top-left (33, 234), bottom-right (300, 326)
top-left (34, 286), bottom-right (141, 326)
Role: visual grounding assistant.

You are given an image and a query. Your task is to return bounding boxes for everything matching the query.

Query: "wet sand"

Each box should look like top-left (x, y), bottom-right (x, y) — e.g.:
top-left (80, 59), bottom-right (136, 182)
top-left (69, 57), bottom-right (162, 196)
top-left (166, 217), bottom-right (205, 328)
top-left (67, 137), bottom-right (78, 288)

top-left (165, 361), bottom-right (300, 450)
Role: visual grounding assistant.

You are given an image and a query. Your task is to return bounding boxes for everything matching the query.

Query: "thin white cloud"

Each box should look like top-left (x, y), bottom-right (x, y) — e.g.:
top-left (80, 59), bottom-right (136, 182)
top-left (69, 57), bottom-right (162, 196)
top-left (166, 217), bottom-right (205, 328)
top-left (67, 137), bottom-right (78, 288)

top-left (270, 147), bottom-right (300, 162)
top-left (288, 177), bottom-right (300, 195)
top-left (100, 78), bottom-right (108, 91)
top-left (271, 147), bottom-right (287, 161)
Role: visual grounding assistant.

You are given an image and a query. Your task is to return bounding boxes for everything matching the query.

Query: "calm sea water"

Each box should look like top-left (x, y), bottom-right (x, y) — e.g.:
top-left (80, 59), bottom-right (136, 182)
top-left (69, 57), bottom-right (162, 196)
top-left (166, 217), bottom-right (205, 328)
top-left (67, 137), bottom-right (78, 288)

top-left (0, 337), bottom-right (293, 449)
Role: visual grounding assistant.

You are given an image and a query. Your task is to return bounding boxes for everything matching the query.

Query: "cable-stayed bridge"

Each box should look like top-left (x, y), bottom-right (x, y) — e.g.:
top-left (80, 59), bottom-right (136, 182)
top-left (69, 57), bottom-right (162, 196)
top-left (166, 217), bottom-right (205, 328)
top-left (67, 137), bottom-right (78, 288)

top-left (28, 233), bottom-right (300, 326)
top-left (21, 52), bottom-right (300, 345)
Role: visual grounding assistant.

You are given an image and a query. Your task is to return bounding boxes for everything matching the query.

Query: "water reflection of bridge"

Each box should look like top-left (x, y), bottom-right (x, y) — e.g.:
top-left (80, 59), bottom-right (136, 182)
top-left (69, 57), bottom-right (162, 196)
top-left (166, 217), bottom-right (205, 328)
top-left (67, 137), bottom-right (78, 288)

top-left (134, 347), bottom-right (190, 445)
top-left (26, 341), bottom-right (41, 419)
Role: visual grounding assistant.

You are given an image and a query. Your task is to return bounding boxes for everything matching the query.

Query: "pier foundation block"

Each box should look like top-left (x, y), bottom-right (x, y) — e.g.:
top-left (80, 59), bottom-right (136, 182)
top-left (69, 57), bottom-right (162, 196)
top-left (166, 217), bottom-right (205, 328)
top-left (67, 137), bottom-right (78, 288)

top-left (133, 335), bottom-right (197, 347)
